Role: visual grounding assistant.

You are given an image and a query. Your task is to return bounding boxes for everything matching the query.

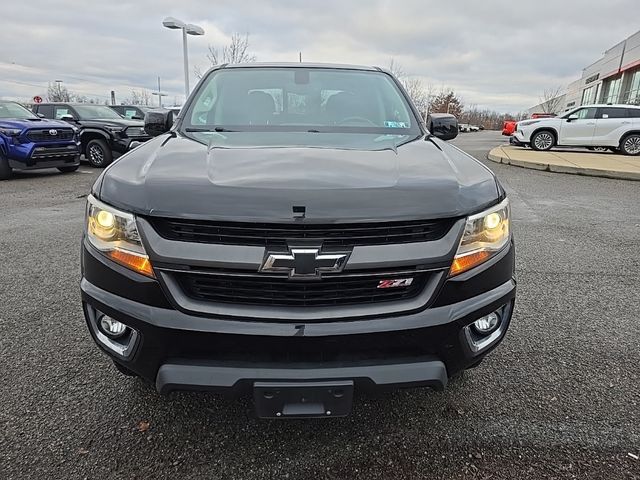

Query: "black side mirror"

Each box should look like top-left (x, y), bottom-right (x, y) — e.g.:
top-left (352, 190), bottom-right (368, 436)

top-left (427, 114), bottom-right (459, 141)
top-left (566, 114), bottom-right (578, 122)
top-left (132, 115), bottom-right (144, 120)
top-left (144, 110), bottom-right (173, 137)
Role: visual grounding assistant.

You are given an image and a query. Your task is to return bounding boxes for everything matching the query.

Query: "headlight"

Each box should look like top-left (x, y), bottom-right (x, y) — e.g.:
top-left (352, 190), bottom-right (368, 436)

top-left (450, 198), bottom-right (510, 276)
top-left (105, 125), bottom-right (125, 134)
top-left (0, 127), bottom-right (22, 137)
top-left (85, 195), bottom-right (154, 278)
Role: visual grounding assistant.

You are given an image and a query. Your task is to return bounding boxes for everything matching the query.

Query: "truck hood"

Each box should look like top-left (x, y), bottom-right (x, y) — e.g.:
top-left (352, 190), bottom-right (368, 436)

top-left (0, 118), bottom-right (72, 130)
top-left (80, 118), bottom-right (143, 128)
top-left (98, 133), bottom-right (499, 222)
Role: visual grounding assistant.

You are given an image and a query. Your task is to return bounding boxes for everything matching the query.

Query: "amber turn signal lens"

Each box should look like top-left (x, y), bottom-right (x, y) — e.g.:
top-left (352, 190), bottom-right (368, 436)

top-left (108, 250), bottom-right (155, 278)
top-left (449, 250), bottom-right (491, 276)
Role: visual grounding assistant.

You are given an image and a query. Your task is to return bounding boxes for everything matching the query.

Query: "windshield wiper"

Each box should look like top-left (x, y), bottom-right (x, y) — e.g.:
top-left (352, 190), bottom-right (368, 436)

top-left (185, 127), bottom-right (238, 133)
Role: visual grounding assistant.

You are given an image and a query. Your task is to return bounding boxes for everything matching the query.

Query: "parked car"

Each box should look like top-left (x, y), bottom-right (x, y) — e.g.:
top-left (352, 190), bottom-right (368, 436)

top-left (0, 100), bottom-right (80, 180)
top-left (32, 103), bottom-right (151, 167)
top-left (459, 123), bottom-right (480, 132)
top-left (502, 120), bottom-right (517, 136)
top-left (109, 105), bottom-right (153, 120)
top-left (511, 104), bottom-right (640, 155)
top-left (81, 63), bottom-right (515, 418)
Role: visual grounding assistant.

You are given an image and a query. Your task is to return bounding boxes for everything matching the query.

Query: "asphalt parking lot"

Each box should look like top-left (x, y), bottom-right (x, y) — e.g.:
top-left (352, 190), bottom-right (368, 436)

top-left (1, 130), bottom-right (639, 479)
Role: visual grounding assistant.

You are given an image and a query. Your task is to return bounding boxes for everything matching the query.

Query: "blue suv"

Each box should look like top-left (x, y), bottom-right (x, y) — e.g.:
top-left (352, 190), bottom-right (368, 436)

top-left (0, 101), bottom-right (80, 180)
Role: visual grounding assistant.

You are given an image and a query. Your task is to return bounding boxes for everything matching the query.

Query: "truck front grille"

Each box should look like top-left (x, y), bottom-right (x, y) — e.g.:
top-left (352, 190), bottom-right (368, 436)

top-left (148, 217), bottom-right (454, 247)
top-left (174, 270), bottom-right (429, 307)
top-left (26, 128), bottom-right (75, 142)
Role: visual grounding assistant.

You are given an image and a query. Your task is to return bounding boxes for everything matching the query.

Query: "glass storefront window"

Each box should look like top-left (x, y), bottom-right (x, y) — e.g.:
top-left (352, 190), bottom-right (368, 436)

top-left (624, 70), bottom-right (640, 105)
top-left (602, 76), bottom-right (622, 104)
top-left (581, 85), bottom-right (596, 105)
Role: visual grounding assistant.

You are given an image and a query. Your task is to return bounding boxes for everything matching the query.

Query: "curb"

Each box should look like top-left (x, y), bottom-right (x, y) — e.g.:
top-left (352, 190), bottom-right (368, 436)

top-left (487, 147), bottom-right (640, 181)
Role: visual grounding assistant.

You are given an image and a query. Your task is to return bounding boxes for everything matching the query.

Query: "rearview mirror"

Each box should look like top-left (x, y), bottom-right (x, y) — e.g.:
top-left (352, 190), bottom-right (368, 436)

top-left (144, 109), bottom-right (173, 137)
top-left (566, 114), bottom-right (579, 122)
top-left (426, 113), bottom-right (459, 141)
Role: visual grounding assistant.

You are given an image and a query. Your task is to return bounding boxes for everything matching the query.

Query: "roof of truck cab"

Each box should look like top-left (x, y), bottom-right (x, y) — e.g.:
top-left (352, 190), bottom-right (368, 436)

top-left (223, 62), bottom-right (380, 71)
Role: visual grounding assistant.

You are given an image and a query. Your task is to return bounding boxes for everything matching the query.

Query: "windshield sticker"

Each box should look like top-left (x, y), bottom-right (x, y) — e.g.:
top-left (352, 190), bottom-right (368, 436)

top-left (384, 121), bottom-right (408, 128)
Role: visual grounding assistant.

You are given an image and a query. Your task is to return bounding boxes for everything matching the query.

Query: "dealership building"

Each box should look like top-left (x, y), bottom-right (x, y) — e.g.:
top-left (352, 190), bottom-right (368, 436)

top-left (529, 29), bottom-right (640, 114)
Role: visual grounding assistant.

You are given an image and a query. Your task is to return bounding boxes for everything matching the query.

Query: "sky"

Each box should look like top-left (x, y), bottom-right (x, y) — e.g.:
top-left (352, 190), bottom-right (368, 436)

top-left (1, 0), bottom-right (638, 113)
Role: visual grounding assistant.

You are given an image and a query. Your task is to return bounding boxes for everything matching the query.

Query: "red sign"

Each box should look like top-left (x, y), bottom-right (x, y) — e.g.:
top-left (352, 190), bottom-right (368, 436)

top-left (33, 95), bottom-right (42, 104)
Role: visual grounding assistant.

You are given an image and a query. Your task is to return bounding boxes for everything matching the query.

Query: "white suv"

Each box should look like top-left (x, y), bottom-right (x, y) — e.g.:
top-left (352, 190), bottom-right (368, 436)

top-left (512, 104), bottom-right (640, 155)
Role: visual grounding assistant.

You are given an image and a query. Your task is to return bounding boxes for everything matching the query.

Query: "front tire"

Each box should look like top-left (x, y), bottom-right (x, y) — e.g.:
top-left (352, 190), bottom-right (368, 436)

top-left (0, 152), bottom-right (12, 180)
top-left (57, 165), bottom-right (79, 173)
top-left (86, 139), bottom-right (113, 168)
top-left (619, 133), bottom-right (640, 156)
top-left (530, 130), bottom-right (555, 151)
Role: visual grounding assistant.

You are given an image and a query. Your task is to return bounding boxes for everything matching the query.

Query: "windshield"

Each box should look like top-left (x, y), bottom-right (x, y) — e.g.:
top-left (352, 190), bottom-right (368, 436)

top-left (0, 102), bottom-right (38, 119)
top-left (182, 67), bottom-right (420, 141)
top-left (74, 105), bottom-right (124, 120)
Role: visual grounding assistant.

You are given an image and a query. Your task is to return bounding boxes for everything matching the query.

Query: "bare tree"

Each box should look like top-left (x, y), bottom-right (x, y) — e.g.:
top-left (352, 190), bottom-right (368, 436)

top-left (47, 82), bottom-right (73, 102)
top-left (129, 88), bottom-right (152, 106)
top-left (388, 59), bottom-right (434, 119)
top-left (196, 33), bottom-right (257, 78)
top-left (539, 86), bottom-right (564, 114)
top-left (429, 89), bottom-right (464, 118)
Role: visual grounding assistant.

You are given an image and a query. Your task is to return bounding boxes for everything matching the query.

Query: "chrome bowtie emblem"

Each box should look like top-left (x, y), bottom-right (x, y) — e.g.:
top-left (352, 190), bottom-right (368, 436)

top-left (49, 129), bottom-right (57, 135)
top-left (260, 247), bottom-right (351, 279)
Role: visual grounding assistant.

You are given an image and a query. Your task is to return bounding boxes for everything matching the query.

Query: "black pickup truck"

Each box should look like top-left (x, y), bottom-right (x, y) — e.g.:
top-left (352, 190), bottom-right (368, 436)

top-left (81, 63), bottom-right (515, 419)
top-left (32, 103), bottom-right (150, 167)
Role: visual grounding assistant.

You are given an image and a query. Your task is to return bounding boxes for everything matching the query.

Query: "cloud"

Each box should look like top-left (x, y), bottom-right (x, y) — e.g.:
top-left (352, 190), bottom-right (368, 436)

top-left (0, 0), bottom-right (638, 112)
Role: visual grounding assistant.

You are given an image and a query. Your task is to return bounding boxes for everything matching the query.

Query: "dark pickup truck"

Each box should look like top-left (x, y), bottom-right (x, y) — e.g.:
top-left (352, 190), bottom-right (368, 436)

top-left (81, 63), bottom-right (515, 418)
top-left (32, 103), bottom-right (150, 167)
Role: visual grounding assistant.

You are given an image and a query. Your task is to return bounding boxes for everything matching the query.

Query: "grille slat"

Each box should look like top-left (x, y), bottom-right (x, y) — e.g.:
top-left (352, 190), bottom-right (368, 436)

top-left (176, 271), bottom-right (428, 307)
top-left (150, 217), bottom-right (453, 247)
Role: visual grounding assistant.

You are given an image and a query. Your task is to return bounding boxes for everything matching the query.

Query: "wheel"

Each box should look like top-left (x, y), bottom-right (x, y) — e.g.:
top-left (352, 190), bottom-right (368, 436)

top-left (0, 152), bottom-right (12, 180)
top-left (113, 360), bottom-right (136, 377)
top-left (619, 133), bottom-right (640, 156)
top-left (57, 165), bottom-right (79, 173)
top-left (86, 139), bottom-right (113, 167)
top-left (530, 130), bottom-right (555, 151)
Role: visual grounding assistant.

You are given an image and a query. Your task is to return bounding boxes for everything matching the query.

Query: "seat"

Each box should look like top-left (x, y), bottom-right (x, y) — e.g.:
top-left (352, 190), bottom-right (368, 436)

top-left (248, 91), bottom-right (276, 125)
top-left (325, 92), bottom-right (376, 125)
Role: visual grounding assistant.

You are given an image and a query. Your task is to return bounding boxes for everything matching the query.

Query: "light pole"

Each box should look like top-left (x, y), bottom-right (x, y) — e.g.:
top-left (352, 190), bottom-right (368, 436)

top-left (152, 76), bottom-right (168, 107)
top-left (162, 17), bottom-right (204, 102)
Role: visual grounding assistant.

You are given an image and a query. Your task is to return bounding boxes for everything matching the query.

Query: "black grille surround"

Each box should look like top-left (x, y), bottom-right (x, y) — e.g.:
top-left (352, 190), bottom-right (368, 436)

top-left (147, 217), bottom-right (455, 248)
top-left (174, 270), bottom-right (430, 307)
top-left (26, 128), bottom-right (75, 142)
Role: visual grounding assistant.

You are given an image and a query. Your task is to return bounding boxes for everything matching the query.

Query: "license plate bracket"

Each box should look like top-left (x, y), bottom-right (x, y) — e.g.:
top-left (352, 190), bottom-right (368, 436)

top-left (253, 380), bottom-right (354, 419)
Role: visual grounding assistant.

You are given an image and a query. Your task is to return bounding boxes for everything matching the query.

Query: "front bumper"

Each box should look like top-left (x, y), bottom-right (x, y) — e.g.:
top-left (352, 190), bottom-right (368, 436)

top-left (7, 143), bottom-right (80, 170)
top-left (81, 239), bottom-right (516, 395)
top-left (510, 132), bottom-right (527, 146)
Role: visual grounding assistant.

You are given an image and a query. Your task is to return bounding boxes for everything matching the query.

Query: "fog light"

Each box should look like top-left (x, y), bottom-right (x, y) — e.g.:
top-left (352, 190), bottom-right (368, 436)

top-left (473, 312), bottom-right (500, 334)
top-left (99, 314), bottom-right (127, 338)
